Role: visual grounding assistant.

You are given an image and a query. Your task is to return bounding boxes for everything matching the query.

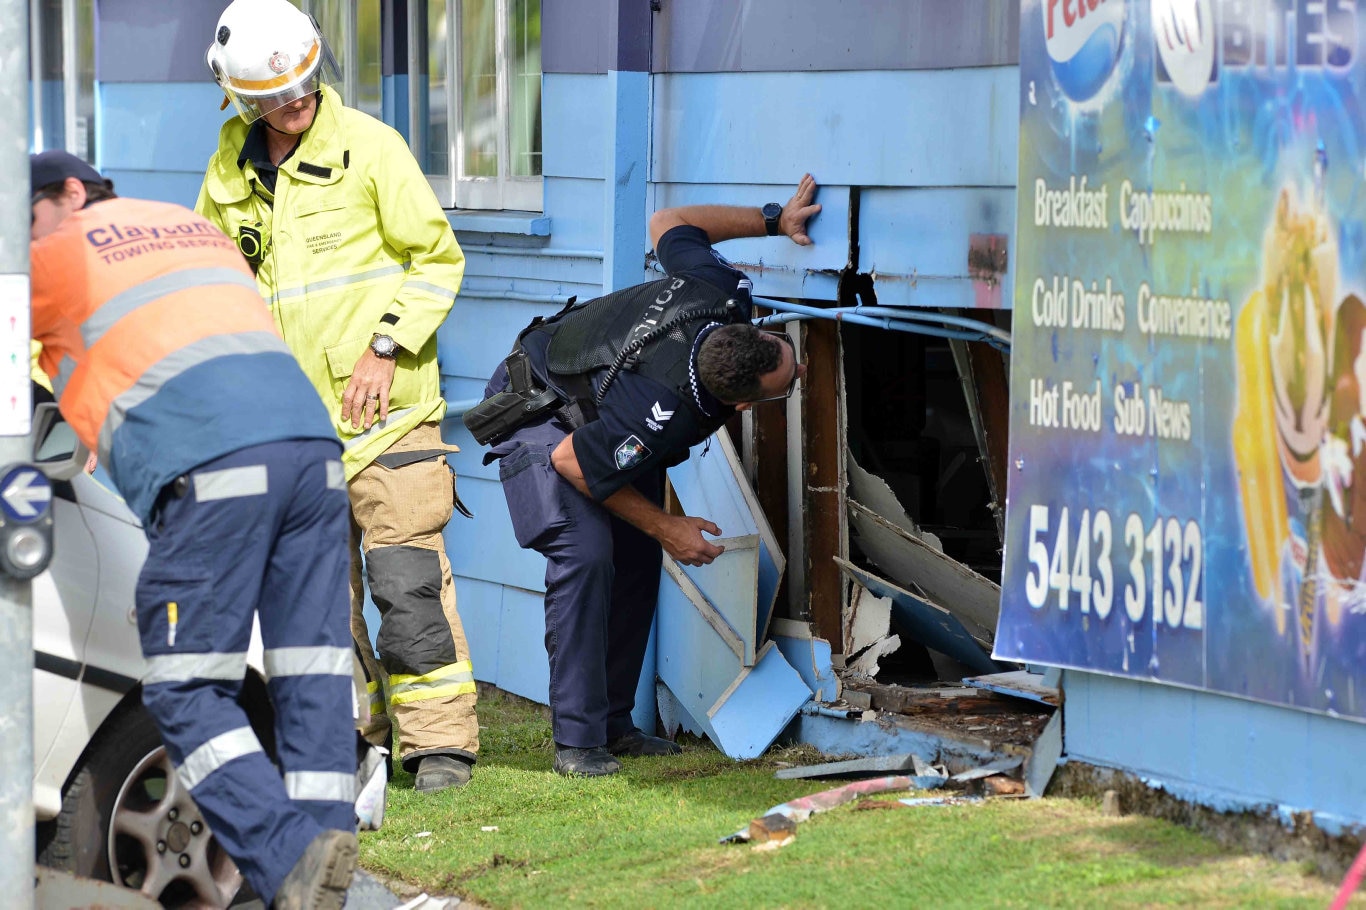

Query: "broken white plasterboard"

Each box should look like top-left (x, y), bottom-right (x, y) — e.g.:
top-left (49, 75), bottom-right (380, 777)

top-left (842, 585), bottom-right (901, 678)
top-left (770, 618), bottom-right (840, 702)
top-left (656, 556), bottom-right (811, 759)
top-left (847, 499), bottom-right (1000, 640)
top-left (835, 557), bottom-right (1002, 676)
top-left (846, 452), bottom-right (942, 551)
top-left (845, 585), bottom-right (894, 657)
top-left (667, 432), bottom-right (785, 643)
top-left (846, 631), bottom-right (900, 678)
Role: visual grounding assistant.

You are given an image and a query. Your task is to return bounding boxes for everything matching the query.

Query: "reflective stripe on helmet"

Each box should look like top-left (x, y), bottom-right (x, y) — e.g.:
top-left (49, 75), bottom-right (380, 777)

top-left (225, 41), bottom-right (320, 93)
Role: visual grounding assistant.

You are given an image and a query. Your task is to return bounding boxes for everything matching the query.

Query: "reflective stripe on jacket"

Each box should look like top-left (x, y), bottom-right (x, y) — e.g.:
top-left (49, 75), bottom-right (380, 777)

top-left (195, 85), bottom-right (464, 476)
top-left (29, 197), bottom-right (337, 522)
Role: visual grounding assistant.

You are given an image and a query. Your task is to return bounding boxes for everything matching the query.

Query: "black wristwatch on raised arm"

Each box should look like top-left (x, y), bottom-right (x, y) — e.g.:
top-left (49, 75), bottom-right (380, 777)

top-left (762, 202), bottom-right (783, 236)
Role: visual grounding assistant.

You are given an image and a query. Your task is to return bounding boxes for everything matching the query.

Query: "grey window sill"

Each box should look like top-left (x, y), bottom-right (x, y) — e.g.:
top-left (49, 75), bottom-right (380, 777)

top-left (446, 210), bottom-right (551, 236)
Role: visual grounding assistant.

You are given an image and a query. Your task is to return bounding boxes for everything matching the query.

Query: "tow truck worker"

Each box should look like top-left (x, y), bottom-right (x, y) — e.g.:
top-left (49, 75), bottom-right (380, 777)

top-left (195, 0), bottom-right (480, 792)
top-left (29, 150), bottom-right (357, 910)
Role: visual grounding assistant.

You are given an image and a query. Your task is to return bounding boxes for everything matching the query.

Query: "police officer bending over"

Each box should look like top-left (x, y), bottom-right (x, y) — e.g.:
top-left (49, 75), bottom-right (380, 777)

top-left (468, 175), bottom-right (820, 776)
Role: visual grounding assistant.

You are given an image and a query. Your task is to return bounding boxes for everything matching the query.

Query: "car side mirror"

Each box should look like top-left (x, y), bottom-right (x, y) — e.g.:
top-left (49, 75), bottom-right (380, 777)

top-left (31, 402), bottom-right (89, 482)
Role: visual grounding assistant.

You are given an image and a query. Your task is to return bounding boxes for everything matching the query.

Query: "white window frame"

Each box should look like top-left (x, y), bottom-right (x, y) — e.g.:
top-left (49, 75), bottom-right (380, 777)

top-left (410, 0), bottom-right (542, 213)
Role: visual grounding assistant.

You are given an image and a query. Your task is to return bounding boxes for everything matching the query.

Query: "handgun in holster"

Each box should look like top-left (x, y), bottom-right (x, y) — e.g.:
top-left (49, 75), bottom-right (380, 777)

top-left (462, 343), bottom-right (561, 447)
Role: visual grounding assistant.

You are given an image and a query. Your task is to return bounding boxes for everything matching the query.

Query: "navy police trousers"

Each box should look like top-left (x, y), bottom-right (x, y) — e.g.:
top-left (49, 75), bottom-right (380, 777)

top-left (494, 419), bottom-right (662, 749)
top-left (135, 439), bottom-right (354, 904)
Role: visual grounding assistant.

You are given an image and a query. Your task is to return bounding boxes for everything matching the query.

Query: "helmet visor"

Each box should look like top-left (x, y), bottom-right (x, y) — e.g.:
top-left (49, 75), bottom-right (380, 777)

top-left (209, 24), bottom-right (341, 124)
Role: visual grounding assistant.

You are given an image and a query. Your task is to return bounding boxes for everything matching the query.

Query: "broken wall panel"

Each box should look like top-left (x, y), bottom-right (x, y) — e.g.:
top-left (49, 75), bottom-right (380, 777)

top-left (770, 618), bottom-right (840, 703)
top-left (667, 431), bottom-right (786, 641)
top-left (847, 499), bottom-right (1000, 640)
top-left (656, 555), bottom-right (812, 758)
top-left (673, 536), bottom-right (762, 665)
top-left (836, 557), bottom-right (1002, 676)
top-left (948, 329), bottom-right (1012, 542)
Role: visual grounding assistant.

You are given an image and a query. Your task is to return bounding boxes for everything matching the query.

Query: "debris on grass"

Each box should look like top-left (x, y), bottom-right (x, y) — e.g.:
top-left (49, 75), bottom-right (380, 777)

top-left (747, 813), bottom-right (798, 850)
top-left (897, 795), bottom-right (983, 808)
top-left (721, 775), bottom-right (927, 844)
top-left (773, 752), bottom-right (943, 782)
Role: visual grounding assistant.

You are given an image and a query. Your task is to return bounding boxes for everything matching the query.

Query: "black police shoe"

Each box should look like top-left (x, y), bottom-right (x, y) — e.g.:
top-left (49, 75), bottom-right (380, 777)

top-left (605, 728), bottom-right (683, 757)
top-left (414, 754), bottom-right (473, 792)
top-left (553, 745), bottom-right (622, 777)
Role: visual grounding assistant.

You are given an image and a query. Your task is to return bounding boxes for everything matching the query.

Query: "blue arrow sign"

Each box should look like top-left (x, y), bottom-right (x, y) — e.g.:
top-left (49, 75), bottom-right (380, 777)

top-left (0, 465), bottom-right (52, 522)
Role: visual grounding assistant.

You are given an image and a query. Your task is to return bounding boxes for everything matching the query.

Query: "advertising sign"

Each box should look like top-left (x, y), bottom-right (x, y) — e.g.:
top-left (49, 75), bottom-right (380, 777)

top-left (999, 0), bottom-right (1366, 720)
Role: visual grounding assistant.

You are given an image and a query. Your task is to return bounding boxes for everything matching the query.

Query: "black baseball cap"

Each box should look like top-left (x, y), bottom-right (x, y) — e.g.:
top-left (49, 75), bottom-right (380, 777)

top-left (30, 150), bottom-right (114, 195)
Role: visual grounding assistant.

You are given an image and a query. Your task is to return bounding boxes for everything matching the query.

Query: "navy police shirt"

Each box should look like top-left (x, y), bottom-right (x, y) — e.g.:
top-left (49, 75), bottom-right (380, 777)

top-left (569, 225), bottom-right (752, 501)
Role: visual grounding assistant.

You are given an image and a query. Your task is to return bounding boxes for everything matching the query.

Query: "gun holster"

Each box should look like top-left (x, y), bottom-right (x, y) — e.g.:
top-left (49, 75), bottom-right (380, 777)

top-left (463, 345), bottom-right (561, 447)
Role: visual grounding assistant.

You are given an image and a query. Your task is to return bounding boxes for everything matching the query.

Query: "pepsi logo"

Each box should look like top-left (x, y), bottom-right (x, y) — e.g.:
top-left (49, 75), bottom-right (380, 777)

top-left (1153, 0), bottom-right (1215, 97)
top-left (1044, 0), bottom-right (1127, 102)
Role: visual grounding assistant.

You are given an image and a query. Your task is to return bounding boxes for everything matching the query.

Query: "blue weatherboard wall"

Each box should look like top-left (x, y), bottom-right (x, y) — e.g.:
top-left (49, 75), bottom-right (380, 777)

top-left (96, 0), bottom-right (224, 207)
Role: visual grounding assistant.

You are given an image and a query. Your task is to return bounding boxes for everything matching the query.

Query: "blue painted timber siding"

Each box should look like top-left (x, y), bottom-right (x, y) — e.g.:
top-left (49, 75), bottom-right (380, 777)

top-left (97, 82), bottom-right (227, 208)
top-left (1063, 670), bottom-right (1366, 831)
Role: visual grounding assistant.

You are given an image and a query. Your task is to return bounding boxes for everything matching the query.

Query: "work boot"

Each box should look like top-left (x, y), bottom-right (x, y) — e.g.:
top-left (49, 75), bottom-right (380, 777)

top-left (414, 754), bottom-right (473, 792)
top-left (606, 728), bottom-right (683, 757)
top-left (271, 828), bottom-right (357, 910)
top-left (553, 745), bottom-right (622, 777)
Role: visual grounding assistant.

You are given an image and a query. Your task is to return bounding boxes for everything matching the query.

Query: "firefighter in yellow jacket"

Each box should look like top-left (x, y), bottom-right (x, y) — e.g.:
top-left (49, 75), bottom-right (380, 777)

top-left (195, 0), bottom-right (478, 792)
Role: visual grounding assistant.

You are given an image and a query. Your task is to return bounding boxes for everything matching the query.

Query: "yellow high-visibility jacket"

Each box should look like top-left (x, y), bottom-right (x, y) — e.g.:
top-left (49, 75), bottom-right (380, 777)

top-left (195, 85), bottom-right (464, 477)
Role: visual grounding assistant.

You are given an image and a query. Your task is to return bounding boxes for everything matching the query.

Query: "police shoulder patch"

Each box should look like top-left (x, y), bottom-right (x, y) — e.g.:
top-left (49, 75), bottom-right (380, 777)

top-left (615, 435), bottom-right (651, 471)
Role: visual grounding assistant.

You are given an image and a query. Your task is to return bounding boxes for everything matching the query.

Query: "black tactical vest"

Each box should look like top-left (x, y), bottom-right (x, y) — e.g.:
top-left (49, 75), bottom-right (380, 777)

top-left (528, 275), bottom-right (746, 419)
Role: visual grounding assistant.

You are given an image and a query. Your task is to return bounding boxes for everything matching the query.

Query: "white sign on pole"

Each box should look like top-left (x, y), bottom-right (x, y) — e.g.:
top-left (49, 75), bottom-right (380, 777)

top-left (0, 274), bottom-right (33, 438)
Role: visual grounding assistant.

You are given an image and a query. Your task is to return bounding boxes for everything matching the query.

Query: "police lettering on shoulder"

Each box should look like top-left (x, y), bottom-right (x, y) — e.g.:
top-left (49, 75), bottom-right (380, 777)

top-left (468, 174), bottom-right (822, 779)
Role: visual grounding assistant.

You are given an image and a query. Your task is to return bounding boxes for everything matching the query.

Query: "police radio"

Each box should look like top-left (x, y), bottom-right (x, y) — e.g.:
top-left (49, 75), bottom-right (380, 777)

top-left (236, 223), bottom-right (265, 268)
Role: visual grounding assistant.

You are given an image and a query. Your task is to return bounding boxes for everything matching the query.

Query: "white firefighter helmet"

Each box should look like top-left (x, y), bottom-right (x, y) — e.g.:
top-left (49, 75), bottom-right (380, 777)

top-left (206, 0), bottom-right (341, 124)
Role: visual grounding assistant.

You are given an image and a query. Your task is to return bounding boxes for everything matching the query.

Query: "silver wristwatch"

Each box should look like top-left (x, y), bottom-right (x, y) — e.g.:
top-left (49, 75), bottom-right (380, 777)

top-left (370, 334), bottom-right (398, 359)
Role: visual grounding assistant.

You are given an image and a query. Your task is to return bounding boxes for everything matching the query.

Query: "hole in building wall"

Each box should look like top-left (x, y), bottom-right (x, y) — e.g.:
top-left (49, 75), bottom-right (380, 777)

top-left (843, 321), bottom-right (1002, 585)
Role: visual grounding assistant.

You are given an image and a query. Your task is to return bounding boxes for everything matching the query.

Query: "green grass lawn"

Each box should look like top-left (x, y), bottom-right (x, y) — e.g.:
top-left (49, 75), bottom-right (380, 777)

top-left (359, 689), bottom-right (1353, 909)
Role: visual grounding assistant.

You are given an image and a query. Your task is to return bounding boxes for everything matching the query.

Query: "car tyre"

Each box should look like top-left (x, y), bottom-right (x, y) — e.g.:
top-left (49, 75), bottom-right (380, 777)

top-left (36, 699), bottom-right (245, 907)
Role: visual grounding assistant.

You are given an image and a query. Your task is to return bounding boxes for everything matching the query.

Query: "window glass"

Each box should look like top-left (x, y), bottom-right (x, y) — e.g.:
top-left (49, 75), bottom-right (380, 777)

top-left (356, 0), bottom-right (382, 119)
top-left (313, 0), bottom-right (346, 80)
top-left (37, 0), bottom-right (64, 150)
top-left (74, 0), bottom-right (94, 161)
top-left (460, 0), bottom-right (497, 178)
top-left (509, 0), bottom-right (541, 178)
top-left (422, 0), bottom-right (451, 177)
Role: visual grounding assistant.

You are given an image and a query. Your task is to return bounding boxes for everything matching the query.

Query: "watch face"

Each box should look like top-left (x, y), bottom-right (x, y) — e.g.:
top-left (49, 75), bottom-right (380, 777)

top-left (762, 203), bottom-right (783, 219)
top-left (372, 335), bottom-right (396, 356)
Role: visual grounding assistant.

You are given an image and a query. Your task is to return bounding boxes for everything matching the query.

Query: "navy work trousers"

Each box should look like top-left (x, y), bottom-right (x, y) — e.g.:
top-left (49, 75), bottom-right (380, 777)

top-left (135, 439), bottom-right (354, 905)
top-left (494, 418), bottom-right (662, 748)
